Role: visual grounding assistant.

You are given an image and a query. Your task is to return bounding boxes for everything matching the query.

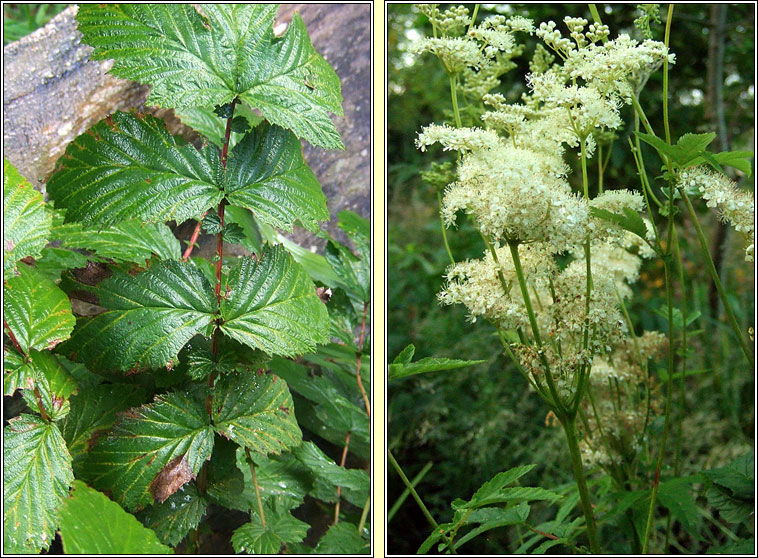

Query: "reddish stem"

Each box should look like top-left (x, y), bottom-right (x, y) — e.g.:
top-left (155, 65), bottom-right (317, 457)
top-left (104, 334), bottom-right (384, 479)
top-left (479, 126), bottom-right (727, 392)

top-left (182, 211), bottom-right (208, 261)
top-left (32, 386), bottom-right (50, 422)
top-left (333, 431), bottom-right (352, 524)
top-left (355, 302), bottom-right (370, 419)
top-left (3, 320), bottom-right (26, 359)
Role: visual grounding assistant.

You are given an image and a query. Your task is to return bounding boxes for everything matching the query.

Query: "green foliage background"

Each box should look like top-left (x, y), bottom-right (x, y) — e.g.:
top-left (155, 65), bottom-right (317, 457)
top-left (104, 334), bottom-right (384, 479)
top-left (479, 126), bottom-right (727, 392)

top-left (388, 4), bottom-right (754, 554)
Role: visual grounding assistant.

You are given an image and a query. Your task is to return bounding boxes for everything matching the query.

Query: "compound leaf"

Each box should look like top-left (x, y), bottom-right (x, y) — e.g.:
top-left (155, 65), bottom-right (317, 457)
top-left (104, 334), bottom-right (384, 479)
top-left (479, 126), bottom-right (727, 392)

top-left (60, 260), bottom-right (216, 372)
top-left (60, 383), bottom-right (147, 473)
top-left (137, 483), bottom-right (207, 547)
top-left (213, 371), bottom-right (301, 456)
top-left (3, 414), bottom-right (74, 554)
top-left (4, 263), bottom-right (75, 353)
top-left (3, 158), bottom-right (52, 275)
top-left (83, 388), bottom-right (214, 510)
top-left (77, 5), bottom-right (343, 149)
top-left (57, 480), bottom-right (172, 554)
top-left (220, 245), bottom-right (330, 357)
top-left (18, 351), bottom-right (79, 422)
top-left (224, 123), bottom-right (329, 232)
top-left (294, 441), bottom-right (369, 507)
top-left (51, 215), bottom-right (181, 262)
top-left (231, 499), bottom-right (310, 554)
top-left (47, 111), bottom-right (223, 227)
top-left (461, 465), bottom-right (538, 509)
top-left (315, 522), bottom-right (369, 554)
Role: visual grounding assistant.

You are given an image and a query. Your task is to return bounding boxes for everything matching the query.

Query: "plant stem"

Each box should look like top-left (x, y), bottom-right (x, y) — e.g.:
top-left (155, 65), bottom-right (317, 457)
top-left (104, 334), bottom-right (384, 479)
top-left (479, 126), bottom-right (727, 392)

top-left (662, 4), bottom-right (674, 146)
top-left (357, 495), bottom-right (370, 534)
top-left (561, 416), bottom-right (601, 554)
top-left (679, 191), bottom-right (753, 365)
top-left (245, 447), bottom-right (267, 528)
top-left (333, 431), bottom-right (351, 525)
top-left (388, 461), bottom-right (433, 523)
top-left (32, 386), bottom-right (49, 422)
top-left (467, 4), bottom-right (479, 34)
top-left (182, 211), bottom-right (208, 261)
top-left (449, 74), bottom-right (462, 129)
top-left (437, 191), bottom-right (455, 265)
top-left (3, 320), bottom-right (26, 359)
top-left (388, 450), bottom-right (439, 531)
top-left (355, 301), bottom-right (371, 418)
top-left (641, 254), bottom-right (676, 554)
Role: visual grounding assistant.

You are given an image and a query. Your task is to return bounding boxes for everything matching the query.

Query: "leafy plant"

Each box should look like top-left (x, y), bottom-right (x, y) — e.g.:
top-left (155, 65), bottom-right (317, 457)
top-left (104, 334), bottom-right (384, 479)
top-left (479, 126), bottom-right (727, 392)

top-left (3, 4), bottom-right (369, 554)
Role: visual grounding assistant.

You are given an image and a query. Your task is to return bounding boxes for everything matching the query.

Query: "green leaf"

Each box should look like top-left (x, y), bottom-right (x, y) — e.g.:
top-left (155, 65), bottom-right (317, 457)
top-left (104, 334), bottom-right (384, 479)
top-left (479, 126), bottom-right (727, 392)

top-left (325, 210), bottom-right (371, 300)
top-left (212, 371), bottom-right (302, 456)
top-left (224, 123), bottom-right (329, 232)
top-left (707, 536), bottom-right (755, 554)
top-left (47, 111), bottom-right (223, 227)
top-left (702, 453), bottom-right (754, 499)
top-left (19, 351), bottom-right (78, 421)
top-left (3, 262), bottom-right (75, 352)
top-left (293, 441), bottom-right (369, 507)
top-left (688, 150), bottom-right (754, 177)
top-left (3, 158), bottom-right (52, 274)
top-left (393, 344), bottom-right (416, 365)
top-left (175, 104), bottom-right (263, 149)
top-left (454, 503), bottom-right (531, 549)
top-left (83, 388), bottom-right (214, 510)
top-left (418, 529), bottom-right (445, 554)
top-left (270, 356), bottom-right (369, 444)
top-left (3, 347), bottom-right (30, 397)
top-left (60, 383), bottom-right (147, 473)
top-left (636, 131), bottom-right (716, 167)
top-left (389, 355), bottom-right (485, 381)
top-left (706, 484), bottom-right (753, 524)
top-left (231, 499), bottom-right (310, 554)
top-left (461, 465), bottom-right (537, 509)
top-left (658, 478), bottom-right (702, 540)
top-left (137, 483), bottom-right (207, 547)
top-left (315, 522), bottom-right (369, 554)
top-left (57, 480), bottom-right (172, 554)
top-left (220, 245), bottom-right (330, 357)
top-left (3, 414), bottom-right (74, 554)
top-left (60, 260), bottom-right (216, 372)
top-left (589, 206), bottom-right (649, 243)
top-left (76, 5), bottom-right (344, 149)
top-left (51, 217), bottom-right (181, 262)
top-left (236, 448), bottom-right (311, 510)
top-left (34, 246), bottom-right (90, 281)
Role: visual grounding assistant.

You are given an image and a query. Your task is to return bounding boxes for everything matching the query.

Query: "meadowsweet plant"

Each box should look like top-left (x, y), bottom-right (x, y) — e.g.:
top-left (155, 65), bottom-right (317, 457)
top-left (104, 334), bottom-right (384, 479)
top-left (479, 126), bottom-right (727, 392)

top-left (392, 3), bottom-right (754, 554)
top-left (3, 4), bottom-right (369, 554)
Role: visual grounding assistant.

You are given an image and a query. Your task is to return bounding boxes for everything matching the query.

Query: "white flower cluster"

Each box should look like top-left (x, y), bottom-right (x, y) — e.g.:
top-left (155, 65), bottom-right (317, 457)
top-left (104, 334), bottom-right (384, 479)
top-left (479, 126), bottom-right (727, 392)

top-left (678, 166), bottom-right (755, 261)
top-left (410, 36), bottom-right (482, 75)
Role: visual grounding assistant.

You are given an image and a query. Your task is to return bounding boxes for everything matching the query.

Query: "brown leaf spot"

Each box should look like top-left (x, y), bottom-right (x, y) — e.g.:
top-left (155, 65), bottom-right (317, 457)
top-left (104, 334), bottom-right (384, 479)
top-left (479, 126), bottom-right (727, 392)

top-left (151, 454), bottom-right (193, 503)
top-left (72, 261), bottom-right (112, 286)
top-left (19, 256), bottom-right (36, 265)
top-left (86, 429), bottom-right (107, 451)
top-left (45, 338), bottom-right (63, 350)
top-left (52, 394), bottom-right (65, 411)
top-left (165, 360), bottom-right (174, 371)
top-left (279, 405), bottom-right (290, 415)
top-left (126, 364), bottom-right (142, 376)
top-left (256, 368), bottom-right (265, 376)
top-left (145, 177), bottom-right (152, 184)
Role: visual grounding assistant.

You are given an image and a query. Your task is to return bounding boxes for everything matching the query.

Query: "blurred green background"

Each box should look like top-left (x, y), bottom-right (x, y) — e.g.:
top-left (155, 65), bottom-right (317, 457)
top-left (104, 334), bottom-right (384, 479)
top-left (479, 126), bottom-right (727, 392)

top-left (3, 4), bottom-right (68, 44)
top-left (387, 3), bottom-right (754, 554)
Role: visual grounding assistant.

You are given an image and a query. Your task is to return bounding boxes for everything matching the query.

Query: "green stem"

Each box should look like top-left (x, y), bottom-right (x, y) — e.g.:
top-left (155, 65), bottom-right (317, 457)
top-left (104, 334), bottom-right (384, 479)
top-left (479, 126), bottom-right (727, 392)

top-left (680, 190), bottom-right (753, 366)
top-left (449, 74), bottom-right (462, 128)
top-left (507, 239), bottom-right (563, 412)
top-left (662, 5), bottom-right (674, 145)
top-left (438, 191), bottom-right (455, 265)
top-left (588, 4), bottom-right (604, 29)
top-left (641, 253), bottom-right (676, 554)
top-left (245, 447), bottom-right (267, 528)
top-left (388, 461), bottom-right (433, 523)
top-left (561, 416), bottom-right (602, 554)
top-left (358, 496), bottom-right (370, 534)
top-left (388, 450), bottom-right (457, 554)
top-left (467, 4), bottom-right (479, 34)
